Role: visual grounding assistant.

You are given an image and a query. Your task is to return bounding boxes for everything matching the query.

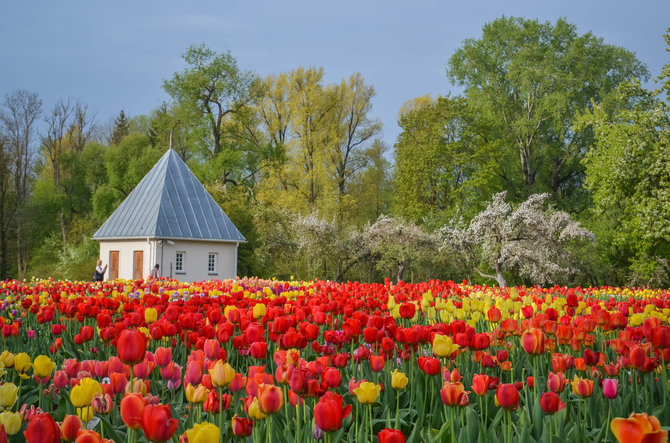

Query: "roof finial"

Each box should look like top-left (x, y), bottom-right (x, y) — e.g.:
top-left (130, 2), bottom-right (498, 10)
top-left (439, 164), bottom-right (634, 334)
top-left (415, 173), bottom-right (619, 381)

top-left (169, 130), bottom-right (173, 151)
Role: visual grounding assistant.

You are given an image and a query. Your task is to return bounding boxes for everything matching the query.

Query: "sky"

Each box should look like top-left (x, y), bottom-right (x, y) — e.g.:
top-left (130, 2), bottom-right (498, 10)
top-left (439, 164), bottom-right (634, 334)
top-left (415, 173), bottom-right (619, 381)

top-left (1, 1), bottom-right (668, 148)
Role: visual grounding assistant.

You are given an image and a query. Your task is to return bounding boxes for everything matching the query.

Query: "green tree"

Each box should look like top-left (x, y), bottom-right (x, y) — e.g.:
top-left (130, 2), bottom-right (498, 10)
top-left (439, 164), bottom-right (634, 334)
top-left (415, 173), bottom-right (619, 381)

top-left (448, 17), bottom-right (647, 210)
top-left (110, 110), bottom-right (130, 145)
top-left (393, 95), bottom-right (480, 224)
top-left (577, 76), bottom-right (670, 286)
top-left (255, 68), bottom-right (383, 226)
top-left (92, 133), bottom-right (162, 221)
top-left (163, 44), bottom-right (261, 185)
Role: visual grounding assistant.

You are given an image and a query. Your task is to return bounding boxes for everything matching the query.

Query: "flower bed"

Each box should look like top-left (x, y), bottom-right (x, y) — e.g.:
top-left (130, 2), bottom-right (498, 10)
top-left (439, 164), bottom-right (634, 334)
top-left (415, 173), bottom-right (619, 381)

top-left (0, 278), bottom-right (668, 442)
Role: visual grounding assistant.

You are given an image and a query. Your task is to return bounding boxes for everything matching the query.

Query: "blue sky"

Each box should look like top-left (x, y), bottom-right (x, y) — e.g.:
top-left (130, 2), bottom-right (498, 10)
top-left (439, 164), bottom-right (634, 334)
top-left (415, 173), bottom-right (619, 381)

top-left (1, 1), bottom-right (668, 147)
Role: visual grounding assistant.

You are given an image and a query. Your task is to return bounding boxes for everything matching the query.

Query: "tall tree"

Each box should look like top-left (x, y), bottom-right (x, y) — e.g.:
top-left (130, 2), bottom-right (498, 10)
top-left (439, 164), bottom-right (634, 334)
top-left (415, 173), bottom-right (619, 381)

top-left (110, 110), bottom-right (130, 145)
top-left (330, 73), bottom-right (382, 228)
top-left (256, 68), bottom-right (383, 224)
top-left (256, 67), bottom-right (338, 215)
top-left (163, 44), bottom-right (259, 185)
top-left (576, 77), bottom-right (670, 285)
top-left (393, 95), bottom-right (479, 223)
top-left (447, 17), bottom-right (647, 210)
top-left (41, 99), bottom-right (95, 243)
top-left (0, 135), bottom-right (12, 278)
top-left (0, 90), bottom-right (42, 277)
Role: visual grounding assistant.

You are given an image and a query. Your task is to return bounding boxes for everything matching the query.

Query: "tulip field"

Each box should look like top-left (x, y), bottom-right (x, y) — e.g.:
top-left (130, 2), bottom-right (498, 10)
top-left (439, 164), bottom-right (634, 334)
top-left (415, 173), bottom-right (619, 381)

top-left (0, 278), bottom-right (668, 442)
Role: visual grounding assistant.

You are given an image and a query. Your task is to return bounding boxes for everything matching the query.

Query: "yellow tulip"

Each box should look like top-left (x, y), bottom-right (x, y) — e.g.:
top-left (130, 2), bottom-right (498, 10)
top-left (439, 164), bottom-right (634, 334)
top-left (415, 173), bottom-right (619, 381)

top-left (77, 406), bottom-right (95, 422)
top-left (252, 303), bottom-right (266, 319)
top-left (248, 397), bottom-right (268, 420)
top-left (33, 355), bottom-right (56, 379)
top-left (0, 411), bottom-right (21, 435)
top-left (0, 383), bottom-right (18, 409)
top-left (353, 381), bottom-right (381, 405)
top-left (432, 334), bottom-right (460, 358)
top-left (144, 308), bottom-right (158, 323)
top-left (391, 370), bottom-right (408, 390)
top-left (185, 384), bottom-right (208, 403)
top-left (0, 351), bottom-right (14, 368)
top-left (70, 378), bottom-right (102, 408)
top-left (209, 361), bottom-right (235, 387)
top-left (13, 352), bottom-right (31, 378)
top-left (186, 422), bottom-right (220, 443)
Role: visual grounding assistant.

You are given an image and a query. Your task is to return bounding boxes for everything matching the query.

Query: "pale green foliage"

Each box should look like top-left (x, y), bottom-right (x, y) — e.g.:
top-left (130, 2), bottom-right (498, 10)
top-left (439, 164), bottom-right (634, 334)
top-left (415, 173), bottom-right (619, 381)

top-left (255, 68), bottom-right (382, 227)
top-left (393, 96), bottom-right (478, 223)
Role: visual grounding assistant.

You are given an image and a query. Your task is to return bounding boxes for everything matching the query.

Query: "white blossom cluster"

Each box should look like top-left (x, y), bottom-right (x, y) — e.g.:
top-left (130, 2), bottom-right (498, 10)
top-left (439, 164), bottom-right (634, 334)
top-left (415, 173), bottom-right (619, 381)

top-left (440, 192), bottom-right (594, 287)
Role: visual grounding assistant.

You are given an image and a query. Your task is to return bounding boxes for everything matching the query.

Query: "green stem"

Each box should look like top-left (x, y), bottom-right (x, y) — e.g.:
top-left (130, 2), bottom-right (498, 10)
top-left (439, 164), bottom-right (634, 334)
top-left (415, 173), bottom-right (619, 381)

top-left (395, 391), bottom-right (400, 430)
top-left (296, 398), bottom-right (301, 441)
top-left (266, 414), bottom-right (271, 443)
top-left (218, 387), bottom-right (223, 441)
top-left (369, 405), bottom-right (373, 443)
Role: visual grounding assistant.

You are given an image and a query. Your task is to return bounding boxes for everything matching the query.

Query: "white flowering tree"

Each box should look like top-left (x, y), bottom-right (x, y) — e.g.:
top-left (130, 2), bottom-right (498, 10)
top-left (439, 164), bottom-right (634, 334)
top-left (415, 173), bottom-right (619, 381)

top-left (362, 215), bottom-right (437, 282)
top-left (440, 192), bottom-right (595, 287)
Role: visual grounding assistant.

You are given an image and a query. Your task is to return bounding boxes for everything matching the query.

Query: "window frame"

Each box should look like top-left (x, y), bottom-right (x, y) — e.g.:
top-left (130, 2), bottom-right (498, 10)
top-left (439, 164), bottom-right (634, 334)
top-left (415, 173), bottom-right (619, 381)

top-left (207, 252), bottom-right (217, 275)
top-left (175, 251), bottom-right (185, 273)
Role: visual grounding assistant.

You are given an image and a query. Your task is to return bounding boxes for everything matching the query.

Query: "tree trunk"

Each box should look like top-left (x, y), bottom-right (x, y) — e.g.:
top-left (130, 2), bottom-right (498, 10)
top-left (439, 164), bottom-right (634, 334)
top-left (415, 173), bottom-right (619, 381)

top-left (59, 210), bottom-right (67, 244)
top-left (397, 260), bottom-right (406, 282)
top-left (495, 259), bottom-right (507, 288)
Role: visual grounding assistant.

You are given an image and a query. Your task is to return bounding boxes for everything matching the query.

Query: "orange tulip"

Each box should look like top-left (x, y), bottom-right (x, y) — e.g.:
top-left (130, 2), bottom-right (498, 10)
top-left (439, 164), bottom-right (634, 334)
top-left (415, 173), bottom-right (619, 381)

top-left (257, 384), bottom-right (283, 414)
top-left (120, 393), bottom-right (146, 431)
top-left (61, 415), bottom-right (82, 442)
top-left (440, 382), bottom-right (469, 407)
top-left (521, 328), bottom-right (545, 355)
top-left (571, 375), bottom-right (594, 398)
top-left (611, 412), bottom-right (668, 443)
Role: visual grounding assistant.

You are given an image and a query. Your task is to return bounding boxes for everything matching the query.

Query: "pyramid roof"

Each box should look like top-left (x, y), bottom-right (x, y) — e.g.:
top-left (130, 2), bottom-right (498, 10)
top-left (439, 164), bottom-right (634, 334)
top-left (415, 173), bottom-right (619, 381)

top-left (93, 149), bottom-right (246, 243)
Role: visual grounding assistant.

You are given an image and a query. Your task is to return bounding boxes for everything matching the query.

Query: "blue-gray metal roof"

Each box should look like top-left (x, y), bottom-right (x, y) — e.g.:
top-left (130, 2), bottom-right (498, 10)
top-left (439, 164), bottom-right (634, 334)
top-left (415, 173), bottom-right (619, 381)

top-left (93, 149), bottom-right (246, 242)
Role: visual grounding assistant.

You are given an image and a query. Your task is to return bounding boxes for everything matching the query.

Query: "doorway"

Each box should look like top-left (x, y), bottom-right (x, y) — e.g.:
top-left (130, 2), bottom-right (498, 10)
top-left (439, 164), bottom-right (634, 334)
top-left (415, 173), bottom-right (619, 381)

top-left (133, 251), bottom-right (143, 280)
top-left (109, 250), bottom-right (119, 280)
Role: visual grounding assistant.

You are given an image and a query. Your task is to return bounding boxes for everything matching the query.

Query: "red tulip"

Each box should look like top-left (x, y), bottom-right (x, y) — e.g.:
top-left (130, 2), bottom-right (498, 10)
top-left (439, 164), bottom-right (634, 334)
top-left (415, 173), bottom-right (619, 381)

top-left (24, 413), bottom-right (61, 443)
top-left (495, 384), bottom-right (519, 411)
top-left (154, 347), bottom-right (172, 368)
top-left (116, 330), bottom-right (147, 365)
top-left (232, 415), bottom-right (253, 437)
top-left (250, 341), bottom-right (268, 359)
top-left (378, 428), bottom-right (406, 443)
top-left (471, 374), bottom-right (496, 396)
top-left (399, 303), bottom-right (415, 319)
top-left (547, 372), bottom-right (567, 393)
top-left (417, 357), bottom-right (440, 376)
top-left (141, 404), bottom-right (178, 442)
top-left (539, 392), bottom-right (566, 414)
top-left (370, 355), bottom-right (385, 372)
top-left (322, 367), bottom-right (341, 388)
top-left (314, 391), bottom-right (353, 432)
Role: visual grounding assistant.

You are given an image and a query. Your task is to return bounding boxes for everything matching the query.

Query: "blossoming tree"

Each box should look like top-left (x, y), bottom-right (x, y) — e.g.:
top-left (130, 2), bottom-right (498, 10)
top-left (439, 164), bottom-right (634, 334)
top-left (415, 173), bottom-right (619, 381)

top-left (440, 192), bottom-right (594, 287)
